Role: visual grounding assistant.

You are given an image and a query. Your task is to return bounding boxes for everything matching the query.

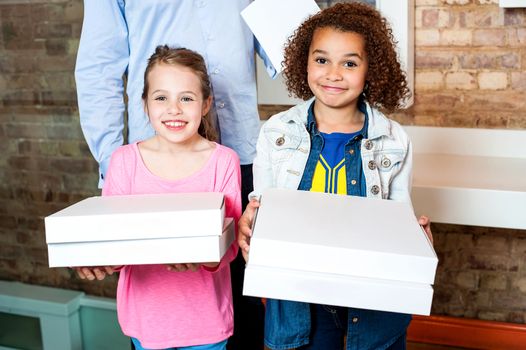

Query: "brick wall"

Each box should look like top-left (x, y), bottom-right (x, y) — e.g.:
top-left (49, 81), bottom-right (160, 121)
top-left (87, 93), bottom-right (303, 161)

top-left (410, 0), bottom-right (526, 323)
top-left (0, 0), bottom-right (115, 296)
top-left (0, 0), bottom-right (525, 321)
top-left (408, 0), bottom-right (526, 129)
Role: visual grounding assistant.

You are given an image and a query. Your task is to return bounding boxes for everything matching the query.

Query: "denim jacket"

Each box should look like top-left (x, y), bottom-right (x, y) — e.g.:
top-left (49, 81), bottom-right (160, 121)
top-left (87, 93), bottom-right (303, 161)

top-left (251, 98), bottom-right (413, 350)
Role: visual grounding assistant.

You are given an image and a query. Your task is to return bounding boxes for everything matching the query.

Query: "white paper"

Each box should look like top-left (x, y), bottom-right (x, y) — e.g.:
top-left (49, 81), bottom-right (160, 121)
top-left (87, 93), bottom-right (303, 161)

top-left (241, 0), bottom-right (320, 73)
top-left (249, 188), bottom-right (437, 283)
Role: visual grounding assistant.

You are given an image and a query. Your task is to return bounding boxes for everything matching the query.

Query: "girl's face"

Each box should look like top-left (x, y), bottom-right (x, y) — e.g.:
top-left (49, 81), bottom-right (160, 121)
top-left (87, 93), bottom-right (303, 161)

top-left (144, 63), bottom-right (211, 146)
top-left (307, 27), bottom-right (368, 113)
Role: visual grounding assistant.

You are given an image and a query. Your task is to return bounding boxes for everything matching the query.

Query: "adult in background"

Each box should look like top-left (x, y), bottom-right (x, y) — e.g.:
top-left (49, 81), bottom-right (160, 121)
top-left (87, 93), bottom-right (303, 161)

top-left (75, 2), bottom-right (272, 349)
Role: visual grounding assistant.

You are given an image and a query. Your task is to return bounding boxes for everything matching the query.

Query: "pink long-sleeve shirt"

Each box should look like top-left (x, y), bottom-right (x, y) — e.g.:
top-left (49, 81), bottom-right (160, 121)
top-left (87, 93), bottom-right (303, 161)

top-left (102, 142), bottom-right (241, 348)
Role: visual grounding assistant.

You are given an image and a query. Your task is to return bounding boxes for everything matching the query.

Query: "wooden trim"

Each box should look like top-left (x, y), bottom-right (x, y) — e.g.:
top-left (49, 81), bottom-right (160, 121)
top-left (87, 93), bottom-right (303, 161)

top-left (407, 315), bottom-right (526, 350)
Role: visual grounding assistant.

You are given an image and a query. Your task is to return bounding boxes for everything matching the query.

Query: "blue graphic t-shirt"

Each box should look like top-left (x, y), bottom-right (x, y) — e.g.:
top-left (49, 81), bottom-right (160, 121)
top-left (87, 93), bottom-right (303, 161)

top-left (310, 131), bottom-right (361, 194)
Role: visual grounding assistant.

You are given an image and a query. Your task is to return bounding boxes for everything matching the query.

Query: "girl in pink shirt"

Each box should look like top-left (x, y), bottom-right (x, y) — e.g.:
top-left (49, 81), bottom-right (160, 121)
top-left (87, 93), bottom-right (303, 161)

top-left (74, 45), bottom-right (241, 350)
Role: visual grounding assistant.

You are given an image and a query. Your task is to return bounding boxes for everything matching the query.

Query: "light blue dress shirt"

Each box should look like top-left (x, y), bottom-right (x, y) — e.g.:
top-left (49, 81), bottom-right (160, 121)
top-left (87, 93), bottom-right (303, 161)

top-left (75, 0), bottom-right (275, 186)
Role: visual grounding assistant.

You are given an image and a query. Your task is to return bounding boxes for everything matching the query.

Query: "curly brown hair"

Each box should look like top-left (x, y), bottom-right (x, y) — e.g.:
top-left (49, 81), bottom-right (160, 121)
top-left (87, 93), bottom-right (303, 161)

top-left (283, 2), bottom-right (410, 112)
top-left (142, 45), bottom-right (217, 142)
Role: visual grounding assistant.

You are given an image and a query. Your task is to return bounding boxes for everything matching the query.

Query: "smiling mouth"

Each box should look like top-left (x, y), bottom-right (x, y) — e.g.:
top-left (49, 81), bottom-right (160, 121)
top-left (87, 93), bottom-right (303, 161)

top-left (163, 120), bottom-right (187, 128)
top-left (321, 85), bottom-right (347, 92)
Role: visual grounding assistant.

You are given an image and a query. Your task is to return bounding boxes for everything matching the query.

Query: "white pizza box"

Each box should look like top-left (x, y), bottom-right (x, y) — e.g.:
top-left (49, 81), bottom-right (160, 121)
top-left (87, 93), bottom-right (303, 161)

top-left (44, 193), bottom-right (233, 267)
top-left (247, 188), bottom-right (437, 284)
top-left (47, 217), bottom-right (234, 267)
top-left (45, 193), bottom-right (225, 243)
top-left (243, 265), bottom-right (434, 316)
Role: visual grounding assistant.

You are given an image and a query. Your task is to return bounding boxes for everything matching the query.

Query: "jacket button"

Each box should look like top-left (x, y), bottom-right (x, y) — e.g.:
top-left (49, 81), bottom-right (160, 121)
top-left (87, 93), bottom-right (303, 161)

top-left (368, 160), bottom-right (376, 170)
top-left (364, 140), bottom-right (373, 150)
top-left (349, 149), bottom-right (355, 155)
top-left (275, 137), bottom-right (285, 146)
top-left (352, 317), bottom-right (359, 323)
top-left (371, 185), bottom-right (380, 195)
top-left (351, 179), bottom-right (357, 185)
top-left (382, 157), bottom-right (391, 168)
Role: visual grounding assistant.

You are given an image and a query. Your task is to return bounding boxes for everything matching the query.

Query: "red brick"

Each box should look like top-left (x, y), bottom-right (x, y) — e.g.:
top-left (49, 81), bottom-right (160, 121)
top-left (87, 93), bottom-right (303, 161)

top-left (504, 8), bottom-right (526, 26)
top-left (40, 90), bottom-right (78, 107)
top-left (492, 290), bottom-right (526, 309)
top-left (0, 244), bottom-right (24, 259)
top-left (458, 52), bottom-right (497, 69)
top-left (473, 28), bottom-right (507, 46)
top-left (34, 55), bottom-right (76, 72)
top-left (2, 91), bottom-right (39, 107)
top-left (422, 9), bottom-right (439, 27)
top-left (46, 124), bottom-right (84, 139)
top-left (499, 52), bottom-right (520, 69)
top-left (441, 29), bottom-right (472, 45)
top-left (508, 312), bottom-right (525, 324)
top-left (0, 5), bottom-right (30, 19)
top-left (30, 4), bottom-right (65, 22)
top-left (480, 273), bottom-right (508, 290)
top-left (64, 1), bottom-right (83, 22)
top-left (416, 51), bottom-right (455, 69)
top-left (513, 28), bottom-right (526, 45)
top-left (0, 214), bottom-right (17, 229)
top-left (44, 38), bottom-right (68, 56)
top-left (478, 311), bottom-right (508, 322)
top-left (511, 72), bottom-right (526, 90)
top-left (463, 91), bottom-right (525, 110)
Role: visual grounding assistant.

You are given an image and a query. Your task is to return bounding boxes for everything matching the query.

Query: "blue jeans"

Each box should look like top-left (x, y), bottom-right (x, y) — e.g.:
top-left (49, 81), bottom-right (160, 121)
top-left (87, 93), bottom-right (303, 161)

top-left (297, 304), bottom-right (407, 350)
top-left (131, 338), bottom-right (227, 350)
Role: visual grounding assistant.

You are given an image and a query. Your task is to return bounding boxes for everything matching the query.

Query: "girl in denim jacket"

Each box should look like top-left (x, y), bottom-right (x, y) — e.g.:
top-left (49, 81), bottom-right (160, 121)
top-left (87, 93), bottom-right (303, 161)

top-left (239, 3), bottom-right (432, 350)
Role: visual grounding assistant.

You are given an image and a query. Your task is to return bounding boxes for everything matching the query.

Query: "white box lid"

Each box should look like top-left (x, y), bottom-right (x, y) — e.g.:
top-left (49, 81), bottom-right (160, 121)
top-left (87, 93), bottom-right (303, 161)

top-left (45, 192), bottom-right (225, 243)
top-left (249, 188), bottom-right (437, 284)
top-left (241, 0), bottom-right (319, 74)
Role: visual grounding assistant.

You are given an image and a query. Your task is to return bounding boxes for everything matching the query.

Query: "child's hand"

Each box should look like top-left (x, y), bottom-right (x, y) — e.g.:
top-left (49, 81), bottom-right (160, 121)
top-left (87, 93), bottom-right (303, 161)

top-left (238, 199), bottom-right (260, 262)
top-left (418, 215), bottom-right (433, 244)
top-left (73, 266), bottom-right (117, 281)
top-left (165, 263), bottom-right (201, 272)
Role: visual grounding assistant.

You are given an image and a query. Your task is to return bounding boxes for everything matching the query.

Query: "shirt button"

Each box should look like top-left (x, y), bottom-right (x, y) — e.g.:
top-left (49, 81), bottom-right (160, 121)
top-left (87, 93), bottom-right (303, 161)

top-left (213, 68), bottom-right (220, 74)
top-left (368, 160), bottom-right (376, 170)
top-left (364, 140), bottom-right (373, 150)
top-left (275, 137), bottom-right (285, 146)
top-left (351, 180), bottom-right (357, 185)
top-left (218, 101), bottom-right (225, 108)
top-left (371, 185), bottom-right (380, 195)
top-left (349, 149), bottom-right (355, 155)
top-left (352, 317), bottom-right (359, 323)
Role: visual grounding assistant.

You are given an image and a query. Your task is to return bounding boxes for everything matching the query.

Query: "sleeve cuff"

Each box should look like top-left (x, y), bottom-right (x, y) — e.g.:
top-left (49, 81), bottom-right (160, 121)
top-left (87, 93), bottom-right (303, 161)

top-left (98, 157), bottom-right (111, 189)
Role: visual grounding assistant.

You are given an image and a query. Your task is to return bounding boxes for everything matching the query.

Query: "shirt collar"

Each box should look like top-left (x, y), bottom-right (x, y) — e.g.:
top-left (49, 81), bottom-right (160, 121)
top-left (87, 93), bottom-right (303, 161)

top-left (306, 98), bottom-right (369, 139)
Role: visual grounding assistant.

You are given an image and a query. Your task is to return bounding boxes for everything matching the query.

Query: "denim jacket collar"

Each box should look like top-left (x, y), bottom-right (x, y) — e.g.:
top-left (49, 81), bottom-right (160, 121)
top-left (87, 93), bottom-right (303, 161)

top-left (279, 97), bottom-right (392, 141)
